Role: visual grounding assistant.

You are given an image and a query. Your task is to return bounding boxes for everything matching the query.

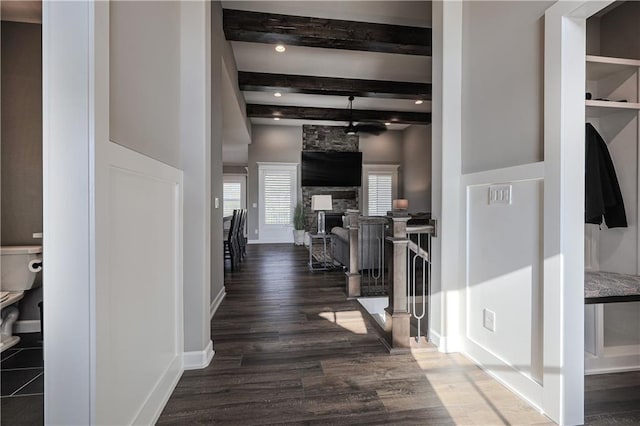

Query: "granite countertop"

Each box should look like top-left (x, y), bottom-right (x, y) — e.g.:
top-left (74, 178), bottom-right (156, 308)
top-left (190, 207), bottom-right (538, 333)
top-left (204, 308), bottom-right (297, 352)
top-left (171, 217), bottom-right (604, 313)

top-left (585, 270), bottom-right (640, 304)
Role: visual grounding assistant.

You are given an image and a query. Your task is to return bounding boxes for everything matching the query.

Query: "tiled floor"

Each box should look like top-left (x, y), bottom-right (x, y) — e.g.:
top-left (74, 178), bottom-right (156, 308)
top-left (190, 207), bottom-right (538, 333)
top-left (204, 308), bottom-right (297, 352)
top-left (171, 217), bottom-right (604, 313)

top-left (1, 333), bottom-right (44, 426)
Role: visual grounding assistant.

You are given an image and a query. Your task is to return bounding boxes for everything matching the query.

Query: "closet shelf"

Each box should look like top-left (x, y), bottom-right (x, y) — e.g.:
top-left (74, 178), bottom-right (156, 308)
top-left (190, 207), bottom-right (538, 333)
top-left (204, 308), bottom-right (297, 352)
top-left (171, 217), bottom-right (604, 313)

top-left (586, 55), bottom-right (640, 80)
top-left (586, 100), bottom-right (640, 117)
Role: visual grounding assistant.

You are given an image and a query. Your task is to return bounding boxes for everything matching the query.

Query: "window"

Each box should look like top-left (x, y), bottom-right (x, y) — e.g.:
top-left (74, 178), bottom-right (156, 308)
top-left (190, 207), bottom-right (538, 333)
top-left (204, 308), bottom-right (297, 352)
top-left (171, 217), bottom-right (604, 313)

top-left (367, 173), bottom-right (393, 216)
top-left (223, 182), bottom-right (242, 217)
top-left (363, 165), bottom-right (399, 216)
top-left (263, 171), bottom-right (294, 225)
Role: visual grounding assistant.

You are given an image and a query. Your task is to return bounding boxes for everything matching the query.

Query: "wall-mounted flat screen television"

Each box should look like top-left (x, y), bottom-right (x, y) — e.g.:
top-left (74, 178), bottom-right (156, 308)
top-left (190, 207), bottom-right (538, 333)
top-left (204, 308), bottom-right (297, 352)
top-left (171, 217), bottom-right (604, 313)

top-left (301, 151), bottom-right (362, 187)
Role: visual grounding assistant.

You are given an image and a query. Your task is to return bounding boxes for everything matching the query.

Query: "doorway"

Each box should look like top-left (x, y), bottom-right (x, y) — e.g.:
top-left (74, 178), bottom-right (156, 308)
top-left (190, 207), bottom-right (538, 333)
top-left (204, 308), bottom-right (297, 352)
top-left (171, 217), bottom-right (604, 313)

top-left (257, 163), bottom-right (298, 243)
top-left (1, 4), bottom-right (45, 425)
top-left (545, 0), bottom-right (640, 424)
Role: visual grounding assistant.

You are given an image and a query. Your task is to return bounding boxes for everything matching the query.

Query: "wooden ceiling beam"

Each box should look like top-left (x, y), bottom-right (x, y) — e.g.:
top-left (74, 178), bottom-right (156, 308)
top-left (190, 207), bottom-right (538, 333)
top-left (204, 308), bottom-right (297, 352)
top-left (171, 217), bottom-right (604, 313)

top-left (223, 9), bottom-right (431, 56)
top-left (246, 104), bottom-right (431, 125)
top-left (238, 72), bottom-right (431, 100)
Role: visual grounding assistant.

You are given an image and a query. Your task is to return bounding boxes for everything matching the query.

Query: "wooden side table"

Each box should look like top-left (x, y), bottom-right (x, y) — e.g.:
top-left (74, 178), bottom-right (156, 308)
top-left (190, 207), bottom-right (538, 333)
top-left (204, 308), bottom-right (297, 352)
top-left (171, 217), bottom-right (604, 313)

top-left (308, 233), bottom-right (333, 271)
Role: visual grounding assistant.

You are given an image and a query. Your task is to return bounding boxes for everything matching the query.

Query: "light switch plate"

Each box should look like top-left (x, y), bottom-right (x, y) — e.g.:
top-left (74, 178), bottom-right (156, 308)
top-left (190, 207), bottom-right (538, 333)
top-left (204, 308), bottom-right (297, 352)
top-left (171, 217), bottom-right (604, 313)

top-left (489, 184), bottom-right (512, 205)
top-left (214, 197), bottom-right (220, 208)
top-left (252, 203), bottom-right (257, 208)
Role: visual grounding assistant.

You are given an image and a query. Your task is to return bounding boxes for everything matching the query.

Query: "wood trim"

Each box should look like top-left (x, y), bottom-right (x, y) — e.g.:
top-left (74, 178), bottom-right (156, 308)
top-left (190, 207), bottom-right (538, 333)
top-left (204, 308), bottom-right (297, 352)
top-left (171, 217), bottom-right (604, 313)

top-left (223, 9), bottom-right (432, 56)
top-left (238, 72), bottom-right (431, 100)
top-left (247, 104), bottom-right (431, 125)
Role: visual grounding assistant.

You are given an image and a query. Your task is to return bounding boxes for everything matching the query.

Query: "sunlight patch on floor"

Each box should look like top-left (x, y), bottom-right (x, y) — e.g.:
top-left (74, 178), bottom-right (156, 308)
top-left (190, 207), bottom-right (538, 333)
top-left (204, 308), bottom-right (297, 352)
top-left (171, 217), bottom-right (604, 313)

top-left (318, 311), bottom-right (368, 335)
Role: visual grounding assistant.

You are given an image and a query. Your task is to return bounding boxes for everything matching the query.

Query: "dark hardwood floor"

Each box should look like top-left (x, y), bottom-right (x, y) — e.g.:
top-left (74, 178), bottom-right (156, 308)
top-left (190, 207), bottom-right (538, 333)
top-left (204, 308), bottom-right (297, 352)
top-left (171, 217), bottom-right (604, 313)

top-left (585, 371), bottom-right (640, 425)
top-left (158, 244), bottom-right (552, 425)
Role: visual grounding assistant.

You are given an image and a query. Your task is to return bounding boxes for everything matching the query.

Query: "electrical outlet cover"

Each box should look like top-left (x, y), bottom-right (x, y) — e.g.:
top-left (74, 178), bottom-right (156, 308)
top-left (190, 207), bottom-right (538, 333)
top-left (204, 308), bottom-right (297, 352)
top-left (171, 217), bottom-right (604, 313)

top-left (483, 308), bottom-right (496, 332)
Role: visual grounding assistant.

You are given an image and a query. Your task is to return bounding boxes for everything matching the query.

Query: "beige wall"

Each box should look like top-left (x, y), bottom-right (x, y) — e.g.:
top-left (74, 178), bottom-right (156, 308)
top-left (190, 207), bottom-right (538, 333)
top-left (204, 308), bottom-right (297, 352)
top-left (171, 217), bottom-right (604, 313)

top-left (600, 1), bottom-right (640, 60)
top-left (110, 1), bottom-right (181, 168)
top-left (359, 130), bottom-right (403, 164)
top-left (211, 2), bottom-right (226, 307)
top-left (1, 21), bottom-right (42, 246)
top-left (403, 125), bottom-right (431, 213)
top-left (1, 21), bottom-right (43, 321)
top-left (461, 1), bottom-right (552, 174)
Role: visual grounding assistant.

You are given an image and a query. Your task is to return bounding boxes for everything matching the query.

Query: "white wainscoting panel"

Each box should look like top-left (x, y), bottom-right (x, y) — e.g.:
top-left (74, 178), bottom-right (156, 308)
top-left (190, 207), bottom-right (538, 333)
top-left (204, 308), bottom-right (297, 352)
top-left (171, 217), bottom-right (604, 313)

top-left (96, 142), bottom-right (183, 425)
top-left (462, 162), bottom-right (544, 409)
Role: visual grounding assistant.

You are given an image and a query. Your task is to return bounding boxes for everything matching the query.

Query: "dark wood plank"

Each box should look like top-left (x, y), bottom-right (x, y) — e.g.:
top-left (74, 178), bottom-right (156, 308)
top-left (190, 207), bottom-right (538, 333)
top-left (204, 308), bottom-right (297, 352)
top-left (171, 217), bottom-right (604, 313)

top-left (158, 244), bottom-right (552, 425)
top-left (223, 9), bottom-right (432, 56)
top-left (238, 72), bottom-right (431, 100)
top-left (585, 372), bottom-right (640, 424)
top-left (247, 104), bottom-right (431, 125)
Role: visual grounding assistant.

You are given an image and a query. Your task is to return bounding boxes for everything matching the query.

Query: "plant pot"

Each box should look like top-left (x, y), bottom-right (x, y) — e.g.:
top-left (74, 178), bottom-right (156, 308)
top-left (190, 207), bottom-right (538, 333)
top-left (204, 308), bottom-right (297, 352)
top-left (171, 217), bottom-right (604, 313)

top-left (293, 230), bottom-right (305, 246)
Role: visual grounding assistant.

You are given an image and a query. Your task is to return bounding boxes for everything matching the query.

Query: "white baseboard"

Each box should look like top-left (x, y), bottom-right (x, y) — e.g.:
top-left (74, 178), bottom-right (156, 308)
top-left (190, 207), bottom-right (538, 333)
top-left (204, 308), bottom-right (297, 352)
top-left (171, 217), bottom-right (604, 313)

top-left (133, 356), bottom-right (183, 425)
top-left (210, 287), bottom-right (226, 320)
top-left (15, 320), bottom-right (41, 334)
top-left (435, 333), bottom-right (462, 354)
top-left (429, 329), bottom-right (441, 348)
top-left (183, 340), bottom-right (214, 370)
top-left (585, 346), bottom-right (640, 375)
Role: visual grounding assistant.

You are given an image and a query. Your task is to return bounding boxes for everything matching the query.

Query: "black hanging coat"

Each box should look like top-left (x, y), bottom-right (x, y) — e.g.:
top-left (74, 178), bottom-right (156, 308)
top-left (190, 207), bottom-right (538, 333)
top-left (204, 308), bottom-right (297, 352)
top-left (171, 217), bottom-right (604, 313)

top-left (585, 123), bottom-right (628, 228)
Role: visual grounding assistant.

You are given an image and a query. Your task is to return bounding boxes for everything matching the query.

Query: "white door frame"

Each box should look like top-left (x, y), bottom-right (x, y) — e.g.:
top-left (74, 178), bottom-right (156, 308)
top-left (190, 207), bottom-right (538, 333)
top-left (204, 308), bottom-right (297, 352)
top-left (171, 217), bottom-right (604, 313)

top-left (544, 2), bottom-right (613, 424)
top-left (42, 1), bottom-right (107, 423)
top-left (257, 162), bottom-right (298, 243)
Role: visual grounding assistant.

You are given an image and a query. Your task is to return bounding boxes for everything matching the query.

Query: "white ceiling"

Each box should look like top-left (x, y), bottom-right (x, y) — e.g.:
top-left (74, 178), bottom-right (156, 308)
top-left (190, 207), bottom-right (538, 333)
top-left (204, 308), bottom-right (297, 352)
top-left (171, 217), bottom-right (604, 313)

top-left (243, 92), bottom-right (431, 112)
top-left (231, 42), bottom-right (432, 83)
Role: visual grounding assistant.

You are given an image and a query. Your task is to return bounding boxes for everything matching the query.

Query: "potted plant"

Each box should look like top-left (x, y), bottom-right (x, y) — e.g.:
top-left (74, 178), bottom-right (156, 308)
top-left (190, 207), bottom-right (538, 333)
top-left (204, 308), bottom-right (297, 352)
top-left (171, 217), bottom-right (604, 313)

top-left (293, 203), bottom-right (305, 246)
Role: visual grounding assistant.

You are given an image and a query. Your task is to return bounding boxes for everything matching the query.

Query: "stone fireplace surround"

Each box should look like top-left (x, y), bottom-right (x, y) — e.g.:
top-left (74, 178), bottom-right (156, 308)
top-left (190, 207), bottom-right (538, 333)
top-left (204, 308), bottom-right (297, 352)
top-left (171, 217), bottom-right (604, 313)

top-left (301, 125), bottom-right (360, 232)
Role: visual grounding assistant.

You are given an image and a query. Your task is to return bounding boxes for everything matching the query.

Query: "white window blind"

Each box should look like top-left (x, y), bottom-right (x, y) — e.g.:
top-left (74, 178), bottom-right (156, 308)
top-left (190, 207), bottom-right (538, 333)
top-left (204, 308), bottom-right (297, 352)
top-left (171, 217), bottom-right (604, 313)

top-left (223, 182), bottom-right (242, 217)
top-left (263, 170), bottom-right (293, 225)
top-left (368, 173), bottom-right (393, 216)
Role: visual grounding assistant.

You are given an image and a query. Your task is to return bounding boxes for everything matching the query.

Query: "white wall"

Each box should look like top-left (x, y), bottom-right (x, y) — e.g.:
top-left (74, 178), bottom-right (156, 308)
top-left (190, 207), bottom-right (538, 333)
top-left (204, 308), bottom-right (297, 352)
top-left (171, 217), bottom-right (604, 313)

top-left (463, 164), bottom-right (544, 403)
top-left (110, 1), bottom-right (181, 168)
top-left (402, 125), bottom-right (431, 212)
top-left (455, 0), bottom-right (559, 418)
top-left (95, 143), bottom-right (183, 425)
top-left (181, 0), bottom-right (214, 364)
top-left (43, 1), bottom-right (216, 423)
top-left (461, 1), bottom-right (552, 174)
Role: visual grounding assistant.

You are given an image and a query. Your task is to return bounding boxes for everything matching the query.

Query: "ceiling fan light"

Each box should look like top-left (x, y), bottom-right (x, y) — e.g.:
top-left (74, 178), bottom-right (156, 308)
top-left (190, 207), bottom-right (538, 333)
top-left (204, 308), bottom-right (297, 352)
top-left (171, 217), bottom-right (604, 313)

top-left (275, 44), bottom-right (286, 53)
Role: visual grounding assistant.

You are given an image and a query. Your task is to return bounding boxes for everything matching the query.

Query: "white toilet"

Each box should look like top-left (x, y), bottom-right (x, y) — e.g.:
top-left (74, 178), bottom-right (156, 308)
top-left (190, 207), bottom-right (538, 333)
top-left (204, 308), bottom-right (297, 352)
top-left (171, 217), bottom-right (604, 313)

top-left (0, 245), bottom-right (42, 351)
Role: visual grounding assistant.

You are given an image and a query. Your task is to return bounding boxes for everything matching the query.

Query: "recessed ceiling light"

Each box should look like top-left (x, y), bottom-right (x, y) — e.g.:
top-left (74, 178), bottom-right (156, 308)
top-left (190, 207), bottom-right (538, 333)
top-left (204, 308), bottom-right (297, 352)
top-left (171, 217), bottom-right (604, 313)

top-left (275, 44), bottom-right (286, 53)
top-left (415, 100), bottom-right (424, 105)
top-left (385, 122), bottom-right (391, 126)
top-left (274, 92), bottom-right (282, 97)
top-left (273, 117), bottom-right (280, 121)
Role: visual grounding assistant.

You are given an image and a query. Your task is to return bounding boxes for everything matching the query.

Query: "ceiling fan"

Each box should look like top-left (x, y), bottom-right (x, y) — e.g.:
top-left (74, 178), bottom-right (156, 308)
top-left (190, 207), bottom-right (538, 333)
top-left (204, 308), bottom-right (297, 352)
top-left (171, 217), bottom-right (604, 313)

top-left (344, 96), bottom-right (387, 136)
